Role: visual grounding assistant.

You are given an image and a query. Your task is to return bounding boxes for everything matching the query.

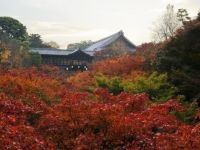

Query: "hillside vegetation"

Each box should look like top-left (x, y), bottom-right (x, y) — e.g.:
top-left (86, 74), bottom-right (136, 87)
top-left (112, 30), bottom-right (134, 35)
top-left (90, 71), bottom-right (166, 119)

top-left (0, 56), bottom-right (200, 149)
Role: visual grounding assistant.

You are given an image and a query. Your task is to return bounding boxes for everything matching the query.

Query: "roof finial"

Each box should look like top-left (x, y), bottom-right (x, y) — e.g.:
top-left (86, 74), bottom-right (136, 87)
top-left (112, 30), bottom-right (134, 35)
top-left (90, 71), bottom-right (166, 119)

top-left (119, 30), bottom-right (124, 35)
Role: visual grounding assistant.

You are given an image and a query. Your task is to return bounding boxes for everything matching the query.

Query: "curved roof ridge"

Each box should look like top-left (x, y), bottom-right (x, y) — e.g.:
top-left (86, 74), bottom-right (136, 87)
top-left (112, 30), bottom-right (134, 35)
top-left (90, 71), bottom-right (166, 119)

top-left (31, 48), bottom-right (66, 51)
top-left (30, 48), bottom-right (87, 56)
top-left (92, 30), bottom-right (123, 44)
top-left (83, 30), bottom-right (124, 52)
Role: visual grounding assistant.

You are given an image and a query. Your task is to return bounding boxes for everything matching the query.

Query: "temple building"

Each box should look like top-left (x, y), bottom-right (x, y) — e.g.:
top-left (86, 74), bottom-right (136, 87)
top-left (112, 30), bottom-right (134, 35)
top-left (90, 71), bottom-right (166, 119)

top-left (30, 48), bottom-right (93, 71)
top-left (84, 30), bottom-right (136, 60)
top-left (30, 30), bottom-right (136, 71)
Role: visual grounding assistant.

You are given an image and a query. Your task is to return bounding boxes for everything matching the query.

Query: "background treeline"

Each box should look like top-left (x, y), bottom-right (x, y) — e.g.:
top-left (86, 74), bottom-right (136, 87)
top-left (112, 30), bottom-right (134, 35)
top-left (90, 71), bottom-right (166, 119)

top-left (136, 6), bottom-right (200, 102)
top-left (0, 17), bottom-right (60, 68)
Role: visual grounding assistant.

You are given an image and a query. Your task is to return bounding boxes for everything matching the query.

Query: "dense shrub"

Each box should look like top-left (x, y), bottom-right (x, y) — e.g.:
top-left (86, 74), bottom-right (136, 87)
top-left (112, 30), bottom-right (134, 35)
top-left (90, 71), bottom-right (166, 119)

top-left (96, 72), bottom-right (177, 101)
top-left (172, 101), bottom-right (199, 124)
top-left (96, 75), bottom-right (124, 95)
top-left (0, 67), bottom-right (63, 105)
top-left (37, 89), bottom-right (200, 149)
top-left (29, 52), bottom-right (42, 67)
top-left (124, 72), bottom-right (177, 101)
top-left (67, 71), bottom-right (96, 91)
top-left (0, 92), bottom-right (54, 149)
top-left (91, 55), bottom-right (145, 76)
top-left (136, 42), bottom-right (163, 70)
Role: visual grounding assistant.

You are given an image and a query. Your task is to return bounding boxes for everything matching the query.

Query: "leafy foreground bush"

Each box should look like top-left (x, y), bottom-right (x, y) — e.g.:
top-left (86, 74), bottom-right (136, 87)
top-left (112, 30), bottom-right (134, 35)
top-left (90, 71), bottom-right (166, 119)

top-left (0, 68), bottom-right (200, 149)
top-left (91, 55), bottom-right (145, 76)
top-left (37, 89), bottom-right (200, 149)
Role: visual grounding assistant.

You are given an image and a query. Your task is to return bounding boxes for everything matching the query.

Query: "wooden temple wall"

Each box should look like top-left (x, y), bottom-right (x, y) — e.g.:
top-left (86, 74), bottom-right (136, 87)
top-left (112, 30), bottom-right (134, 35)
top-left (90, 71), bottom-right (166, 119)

top-left (41, 55), bottom-right (92, 71)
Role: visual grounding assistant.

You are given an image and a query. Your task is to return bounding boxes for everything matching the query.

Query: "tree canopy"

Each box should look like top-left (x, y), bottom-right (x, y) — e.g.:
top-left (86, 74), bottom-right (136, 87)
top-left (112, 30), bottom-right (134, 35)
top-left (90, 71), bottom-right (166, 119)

top-left (67, 40), bottom-right (93, 50)
top-left (44, 41), bottom-right (60, 49)
top-left (152, 4), bottom-right (180, 42)
top-left (177, 8), bottom-right (191, 24)
top-left (0, 17), bottom-right (28, 41)
top-left (155, 16), bottom-right (200, 100)
top-left (29, 34), bottom-right (44, 48)
top-left (29, 34), bottom-right (60, 48)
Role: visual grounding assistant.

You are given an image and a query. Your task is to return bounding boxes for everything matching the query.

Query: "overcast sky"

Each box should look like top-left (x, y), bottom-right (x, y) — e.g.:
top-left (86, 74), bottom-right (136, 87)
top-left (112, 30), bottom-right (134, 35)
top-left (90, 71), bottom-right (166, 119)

top-left (0, 0), bottom-right (199, 48)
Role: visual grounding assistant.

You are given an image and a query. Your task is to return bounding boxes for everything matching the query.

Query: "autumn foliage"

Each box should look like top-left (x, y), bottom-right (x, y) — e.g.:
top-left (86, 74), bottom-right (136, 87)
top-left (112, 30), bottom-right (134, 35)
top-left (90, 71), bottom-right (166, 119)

top-left (67, 55), bottom-right (145, 91)
top-left (0, 66), bottom-right (199, 150)
top-left (91, 55), bottom-right (145, 76)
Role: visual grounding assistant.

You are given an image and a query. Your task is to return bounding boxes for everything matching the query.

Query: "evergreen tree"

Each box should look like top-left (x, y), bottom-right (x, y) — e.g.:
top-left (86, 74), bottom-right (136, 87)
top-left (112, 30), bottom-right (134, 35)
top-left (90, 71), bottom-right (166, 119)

top-left (155, 15), bottom-right (200, 100)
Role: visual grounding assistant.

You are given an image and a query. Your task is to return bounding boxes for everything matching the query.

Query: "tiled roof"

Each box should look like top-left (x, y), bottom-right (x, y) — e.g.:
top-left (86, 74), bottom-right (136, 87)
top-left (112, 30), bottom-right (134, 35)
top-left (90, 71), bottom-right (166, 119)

top-left (30, 31), bottom-right (136, 57)
top-left (30, 48), bottom-right (79, 56)
top-left (83, 30), bottom-right (136, 56)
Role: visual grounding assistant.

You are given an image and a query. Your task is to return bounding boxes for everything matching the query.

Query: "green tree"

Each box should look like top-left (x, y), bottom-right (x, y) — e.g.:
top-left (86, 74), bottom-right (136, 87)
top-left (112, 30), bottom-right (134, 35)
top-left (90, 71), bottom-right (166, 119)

top-left (67, 40), bottom-right (93, 50)
top-left (29, 52), bottom-right (42, 67)
top-left (29, 34), bottom-right (59, 48)
top-left (177, 9), bottom-right (191, 24)
top-left (0, 17), bottom-right (30, 68)
top-left (29, 34), bottom-right (44, 48)
top-left (44, 41), bottom-right (60, 49)
top-left (155, 15), bottom-right (200, 100)
top-left (0, 17), bottom-right (28, 41)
